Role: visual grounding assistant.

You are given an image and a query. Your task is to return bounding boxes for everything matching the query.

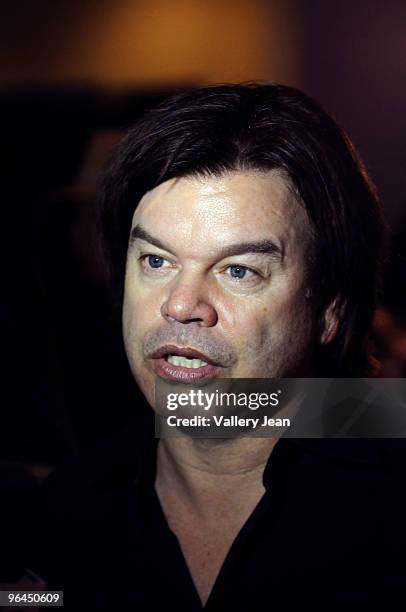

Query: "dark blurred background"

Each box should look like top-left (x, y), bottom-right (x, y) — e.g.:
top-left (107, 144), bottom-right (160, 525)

top-left (1, 0), bottom-right (406, 589)
top-left (1, 0), bottom-right (406, 469)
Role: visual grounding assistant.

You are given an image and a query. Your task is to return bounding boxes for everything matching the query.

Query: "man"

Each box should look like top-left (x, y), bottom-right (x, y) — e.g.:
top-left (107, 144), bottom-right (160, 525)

top-left (43, 84), bottom-right (405, 611)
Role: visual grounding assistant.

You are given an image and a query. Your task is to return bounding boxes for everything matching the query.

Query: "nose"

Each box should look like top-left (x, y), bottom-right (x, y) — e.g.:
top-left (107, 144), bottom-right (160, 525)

top-left (160, 274), bottom-right (218, 327)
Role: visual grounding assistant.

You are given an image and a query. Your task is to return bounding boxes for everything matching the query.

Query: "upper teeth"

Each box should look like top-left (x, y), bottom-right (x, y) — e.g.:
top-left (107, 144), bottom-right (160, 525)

top-left (167, 355), bottom-right (208, 368)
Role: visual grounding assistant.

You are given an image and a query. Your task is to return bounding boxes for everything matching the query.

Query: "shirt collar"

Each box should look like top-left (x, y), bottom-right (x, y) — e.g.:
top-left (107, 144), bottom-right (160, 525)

top-left (262, 437), bottom-right (385, 490)
top-left (133, 413), bottom-right (385, 496)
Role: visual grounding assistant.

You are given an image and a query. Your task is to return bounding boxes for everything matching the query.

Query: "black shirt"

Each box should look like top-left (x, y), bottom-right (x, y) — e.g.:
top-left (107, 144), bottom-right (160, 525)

top-left (42, 417), bottom-right (406, 611)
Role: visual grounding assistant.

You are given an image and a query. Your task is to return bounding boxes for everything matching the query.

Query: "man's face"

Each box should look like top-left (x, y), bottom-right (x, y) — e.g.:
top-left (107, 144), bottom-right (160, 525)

top-left (123, 170), bottom-right (320, 407)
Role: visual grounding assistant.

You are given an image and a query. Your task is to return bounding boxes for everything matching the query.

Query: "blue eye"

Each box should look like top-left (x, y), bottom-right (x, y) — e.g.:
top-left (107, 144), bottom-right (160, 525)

top-left (148, 255), bottom-right (165, 268)
top-left (229, 265), bottom-right (249, 279)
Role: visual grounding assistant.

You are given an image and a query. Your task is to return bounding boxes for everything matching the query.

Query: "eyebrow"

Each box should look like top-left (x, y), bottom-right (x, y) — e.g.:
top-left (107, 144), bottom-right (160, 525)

top-left (129, 224), bottom-right (284, 262)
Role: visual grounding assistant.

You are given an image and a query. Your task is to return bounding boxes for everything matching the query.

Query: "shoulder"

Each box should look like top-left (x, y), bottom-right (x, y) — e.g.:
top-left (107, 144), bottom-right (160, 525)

top-left (286, 437), bottom-right (406, 510)
top-left (43, 415), bottom-right (155, 522)
top-left (40, 416), bottom-right (155, 591)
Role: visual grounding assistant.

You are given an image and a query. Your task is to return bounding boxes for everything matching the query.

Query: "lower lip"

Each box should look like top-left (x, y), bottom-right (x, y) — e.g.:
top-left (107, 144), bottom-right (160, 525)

top-left (151, 357), bottom-right (222, 382)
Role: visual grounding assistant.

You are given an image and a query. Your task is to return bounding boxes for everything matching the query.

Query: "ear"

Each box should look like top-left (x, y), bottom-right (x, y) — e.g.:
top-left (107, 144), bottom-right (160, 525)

top-left (319, 298), bottom-right (344, 345)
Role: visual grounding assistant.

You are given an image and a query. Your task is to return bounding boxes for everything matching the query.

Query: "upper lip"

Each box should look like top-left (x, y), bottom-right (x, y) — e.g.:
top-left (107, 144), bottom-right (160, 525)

top-left (150, 345), bottom-right (220, 366)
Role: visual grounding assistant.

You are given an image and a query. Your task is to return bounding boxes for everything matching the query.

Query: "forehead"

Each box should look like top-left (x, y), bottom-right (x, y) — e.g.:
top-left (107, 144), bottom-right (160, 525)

top-left (131, 170), bottom-right (311, 256)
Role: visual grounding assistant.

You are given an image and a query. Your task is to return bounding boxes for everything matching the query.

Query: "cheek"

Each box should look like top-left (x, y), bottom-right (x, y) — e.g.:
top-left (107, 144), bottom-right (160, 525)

top-left (122, 285), bottom-right (158, 405)
top-left (122, 280), bottom-right (153, 366)
top-left (261, 289), bottom-right (314, 346)
top-left (123, 268), bottom-right (162, 338)
top-left (217, 298), bottom-right (271, 365)
top-left (228, 289), bottom-right (315, 374)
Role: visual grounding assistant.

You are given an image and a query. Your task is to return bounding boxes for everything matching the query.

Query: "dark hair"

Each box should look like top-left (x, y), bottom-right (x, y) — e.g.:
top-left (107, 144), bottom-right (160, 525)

top-left (99, 83), bottom-right (386, 376)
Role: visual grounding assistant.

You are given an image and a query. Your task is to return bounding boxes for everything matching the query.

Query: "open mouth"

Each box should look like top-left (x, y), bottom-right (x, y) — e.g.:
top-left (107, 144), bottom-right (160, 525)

top-left (150, 345), bottom-right (223, 382)
top-left (165, 355), bottom-right (208, 368)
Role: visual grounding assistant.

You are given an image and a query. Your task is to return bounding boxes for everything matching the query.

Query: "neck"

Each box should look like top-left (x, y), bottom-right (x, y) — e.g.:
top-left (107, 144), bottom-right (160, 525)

top-left (155, 436), bottom-right (278, 520)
